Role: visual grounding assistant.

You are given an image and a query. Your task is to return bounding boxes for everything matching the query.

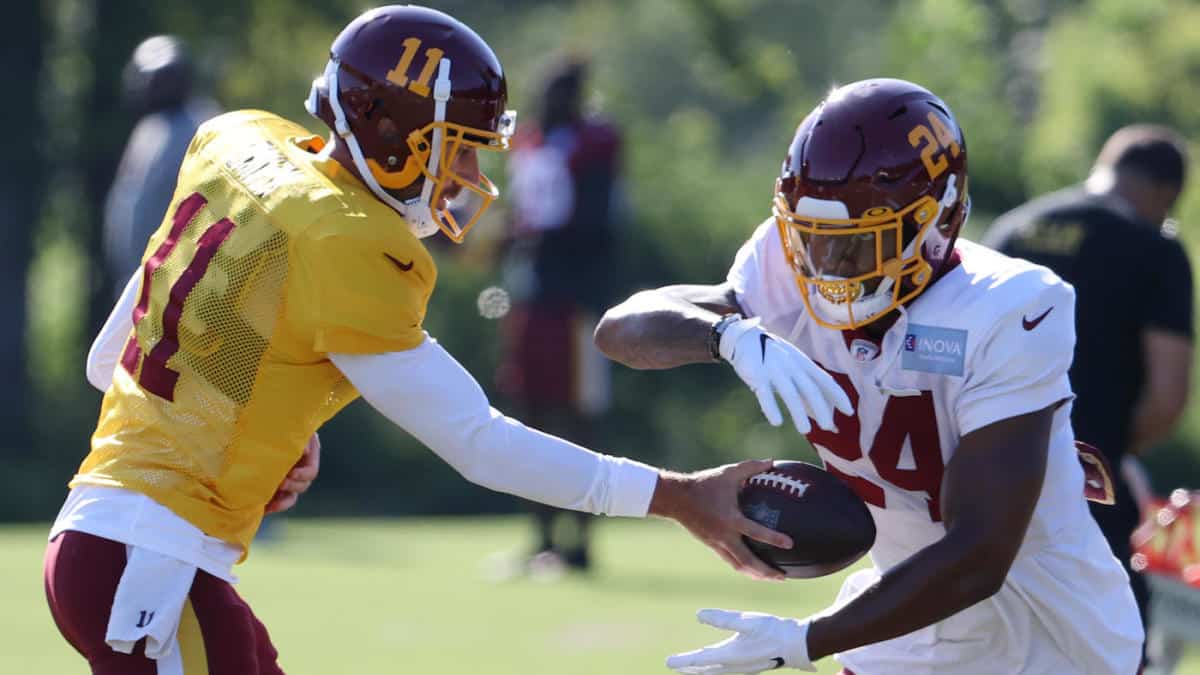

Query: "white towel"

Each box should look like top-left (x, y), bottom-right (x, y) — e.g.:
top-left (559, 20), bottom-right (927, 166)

top-left (105, 544), bottom-right (197, 660)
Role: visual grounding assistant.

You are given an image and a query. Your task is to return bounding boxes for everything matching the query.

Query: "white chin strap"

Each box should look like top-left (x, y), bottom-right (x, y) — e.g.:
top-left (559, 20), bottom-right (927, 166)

top-left (810, 174), bottom-right (961, 325)
top-left (307, 57), bottom-right (453, 239)
top-left (810, 283), bottom-right (896, 326)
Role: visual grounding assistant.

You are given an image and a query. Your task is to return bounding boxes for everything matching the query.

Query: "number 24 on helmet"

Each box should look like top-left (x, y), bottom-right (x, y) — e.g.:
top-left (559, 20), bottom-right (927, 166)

top-left (774, 78), bottom-right (971, 329)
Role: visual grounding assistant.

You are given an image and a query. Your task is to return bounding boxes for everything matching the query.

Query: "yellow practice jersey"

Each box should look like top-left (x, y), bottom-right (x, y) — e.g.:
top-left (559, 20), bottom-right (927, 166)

top-left (73, 110), bottom-right (437, 557)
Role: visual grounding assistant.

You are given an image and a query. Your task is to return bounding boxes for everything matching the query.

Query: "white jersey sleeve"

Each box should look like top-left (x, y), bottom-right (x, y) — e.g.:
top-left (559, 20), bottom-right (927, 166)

top-left (330, 337), bottom-right (659, 518)
top-left (86, 269), bottom-right (140, 392)
top-left (726, 219), bottom-right (805, 332)
top-left (955, 273), bottom-right (1076, 435)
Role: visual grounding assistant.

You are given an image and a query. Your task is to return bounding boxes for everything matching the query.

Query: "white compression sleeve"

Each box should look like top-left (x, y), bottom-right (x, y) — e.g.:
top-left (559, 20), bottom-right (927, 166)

top-left (86, 270), bottom-right (140, 392)
top-left (330, 336), bottom-right (659, 517)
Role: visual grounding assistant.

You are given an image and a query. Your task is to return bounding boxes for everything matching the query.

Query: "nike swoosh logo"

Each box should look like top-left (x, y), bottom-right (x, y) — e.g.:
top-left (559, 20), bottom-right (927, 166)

top-left (384, 253), bottom-right (414, 272)
top-left (1022, 306), bottom-right (1054, 331)
top-left (769, 657), bottom-right (785, 669)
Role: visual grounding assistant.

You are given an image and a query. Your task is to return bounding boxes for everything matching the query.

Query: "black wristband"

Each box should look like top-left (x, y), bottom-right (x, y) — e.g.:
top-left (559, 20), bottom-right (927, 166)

top-left (708, 313), bottom-right (743, 362)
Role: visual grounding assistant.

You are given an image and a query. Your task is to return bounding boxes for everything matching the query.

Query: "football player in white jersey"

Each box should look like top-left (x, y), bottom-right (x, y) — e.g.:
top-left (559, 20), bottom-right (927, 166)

top-left (596, 79), bottom-right (1143, 674)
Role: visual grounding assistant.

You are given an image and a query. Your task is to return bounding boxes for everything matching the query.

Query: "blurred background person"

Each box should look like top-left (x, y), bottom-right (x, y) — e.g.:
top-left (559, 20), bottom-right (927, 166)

top-left (984, 125), bottom-right (1193, 669)
top-left (102, 35), bottom-right (220, 294)
top-left (492, 57), bottom-right (623, 576)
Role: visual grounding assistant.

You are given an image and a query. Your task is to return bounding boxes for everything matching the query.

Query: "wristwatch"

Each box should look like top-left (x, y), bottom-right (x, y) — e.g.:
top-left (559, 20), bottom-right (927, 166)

top-left (708, 313), bottom-right (743, 362)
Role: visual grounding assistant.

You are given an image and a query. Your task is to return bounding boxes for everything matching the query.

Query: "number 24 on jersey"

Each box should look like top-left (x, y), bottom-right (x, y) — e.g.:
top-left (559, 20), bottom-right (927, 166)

top-left (808, 371), bottom-right (946, 522)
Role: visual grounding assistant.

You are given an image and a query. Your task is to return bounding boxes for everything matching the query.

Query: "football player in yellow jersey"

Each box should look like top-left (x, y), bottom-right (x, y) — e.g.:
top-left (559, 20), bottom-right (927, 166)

top-left (42, 6), bottom-right (800, 674)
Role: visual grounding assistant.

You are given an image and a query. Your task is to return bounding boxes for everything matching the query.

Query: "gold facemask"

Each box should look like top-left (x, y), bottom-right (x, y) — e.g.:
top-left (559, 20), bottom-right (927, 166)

top-left (773, 191), bottom-right (942, 330)
top-left (365, 111), bottom-right (516, 243)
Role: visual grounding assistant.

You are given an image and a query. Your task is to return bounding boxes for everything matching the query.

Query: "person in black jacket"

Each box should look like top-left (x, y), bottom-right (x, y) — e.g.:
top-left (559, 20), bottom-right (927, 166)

top-left (984, 125), bottom-right (1193, 663)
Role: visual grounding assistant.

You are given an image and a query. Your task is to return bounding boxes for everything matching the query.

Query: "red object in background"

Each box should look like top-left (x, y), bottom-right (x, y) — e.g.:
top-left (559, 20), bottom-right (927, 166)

top-left (496, 302), bottom-right (577, 407)
top-left (1075, 440), bottom-right (1116, 505)
top-left (1131, 488), bottom-right (1200, 587)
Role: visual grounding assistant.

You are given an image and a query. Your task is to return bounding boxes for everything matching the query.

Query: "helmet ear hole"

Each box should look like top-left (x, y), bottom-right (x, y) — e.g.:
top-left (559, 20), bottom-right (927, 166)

top-left (941, 192), bottom-right (970, 233)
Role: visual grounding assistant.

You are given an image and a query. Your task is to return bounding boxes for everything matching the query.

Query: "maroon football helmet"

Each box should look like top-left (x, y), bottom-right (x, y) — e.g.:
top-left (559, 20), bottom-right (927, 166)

top-left (773, 78), bottom-right (969, 329)
top-left (306, 5), bottom-right (516, 242)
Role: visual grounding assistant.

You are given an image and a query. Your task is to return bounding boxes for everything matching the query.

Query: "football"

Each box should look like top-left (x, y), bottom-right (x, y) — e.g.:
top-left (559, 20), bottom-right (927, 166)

top-left (739, 460), bottom-right (876, 578)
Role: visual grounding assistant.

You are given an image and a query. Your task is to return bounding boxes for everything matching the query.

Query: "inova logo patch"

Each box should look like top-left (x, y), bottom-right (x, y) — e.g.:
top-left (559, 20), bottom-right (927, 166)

top-left (901, 324), bottom-right (967, 376)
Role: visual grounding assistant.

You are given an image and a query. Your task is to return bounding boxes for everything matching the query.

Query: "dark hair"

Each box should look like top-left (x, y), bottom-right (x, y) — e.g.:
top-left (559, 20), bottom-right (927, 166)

top-left (538, 57), bottom-right (587, 131)
top-left (122, 35), bottom-right (195, 116)
top-left (1096, 124), bottom-right (1189, 188)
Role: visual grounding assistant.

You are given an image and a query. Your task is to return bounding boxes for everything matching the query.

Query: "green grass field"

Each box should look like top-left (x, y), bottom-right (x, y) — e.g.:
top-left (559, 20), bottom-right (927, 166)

top-left (5, 517), bottom-right (1198, 674)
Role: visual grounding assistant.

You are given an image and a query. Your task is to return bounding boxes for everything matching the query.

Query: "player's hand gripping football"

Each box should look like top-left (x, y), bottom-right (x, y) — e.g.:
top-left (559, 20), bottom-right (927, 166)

top-left (719, 317), bottom-right (853, 434)
top-left (652, 460), bottom-right (794, 581)
top-left (667, 609), bottom-right (815, 674)
top-left (265, 433), bottom-right (321, 514)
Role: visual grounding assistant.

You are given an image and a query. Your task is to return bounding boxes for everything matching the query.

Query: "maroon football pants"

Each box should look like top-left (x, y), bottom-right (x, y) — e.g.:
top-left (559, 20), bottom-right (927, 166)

top-left (44, 530), bottom-right (284, 674)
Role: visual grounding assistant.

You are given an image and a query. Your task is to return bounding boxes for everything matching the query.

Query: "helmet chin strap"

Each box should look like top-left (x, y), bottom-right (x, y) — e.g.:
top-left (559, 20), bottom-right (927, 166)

top-left (308, 57), bottom-right (453, 239)
top-left (408, 59), bottom-right (453, 238)
top-left (810, 283), bottom-right (896, 327)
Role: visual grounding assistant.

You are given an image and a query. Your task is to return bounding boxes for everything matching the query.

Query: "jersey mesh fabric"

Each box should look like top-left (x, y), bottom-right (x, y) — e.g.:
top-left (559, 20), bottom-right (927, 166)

top-left (72, 110), bottom-right (434, 556)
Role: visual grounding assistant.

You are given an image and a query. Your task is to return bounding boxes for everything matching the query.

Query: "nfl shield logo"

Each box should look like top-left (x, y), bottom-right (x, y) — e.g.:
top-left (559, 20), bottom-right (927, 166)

top-left (850, 338), bottom-right (879, 362)
top-left (748, 501), bottom-right (781, 530)
top-left (904, 334), bottom-right (916, 351)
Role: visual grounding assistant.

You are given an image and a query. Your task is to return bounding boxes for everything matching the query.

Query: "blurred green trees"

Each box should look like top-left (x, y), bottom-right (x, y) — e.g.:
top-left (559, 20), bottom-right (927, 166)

top-left (1028, 0), bottom-right (1200, 481)
top-left (11, 0), bottom-right (1200, 519)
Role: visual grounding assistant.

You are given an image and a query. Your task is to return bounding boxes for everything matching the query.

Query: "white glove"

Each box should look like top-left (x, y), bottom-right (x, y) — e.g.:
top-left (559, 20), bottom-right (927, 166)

top-left (719, 317), bottom-right (853, 434)
top-left (667, 609), bottom-right (816, 674)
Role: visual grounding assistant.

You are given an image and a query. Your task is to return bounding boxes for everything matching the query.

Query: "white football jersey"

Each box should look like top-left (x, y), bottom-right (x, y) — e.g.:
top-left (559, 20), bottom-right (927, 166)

top-left (728, 220), bottom-right (1142, 675)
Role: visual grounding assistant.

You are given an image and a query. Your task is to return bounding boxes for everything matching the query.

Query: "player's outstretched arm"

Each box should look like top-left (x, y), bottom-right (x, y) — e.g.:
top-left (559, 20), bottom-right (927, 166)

top-left (595, 283), bottom-right (742, 370)
top-left (329, 336), bottom-right (791, 580)
top-left (650, 459), bottom-right (795, 580)
top-left (596, 283), bottom-right (852, 434)
top-left (666, 405), bottom-right (1055, 673)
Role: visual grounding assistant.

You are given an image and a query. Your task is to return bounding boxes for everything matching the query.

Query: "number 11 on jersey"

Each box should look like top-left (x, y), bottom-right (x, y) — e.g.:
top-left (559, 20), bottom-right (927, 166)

top-left (120, 192), bottom-right (235, 402)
